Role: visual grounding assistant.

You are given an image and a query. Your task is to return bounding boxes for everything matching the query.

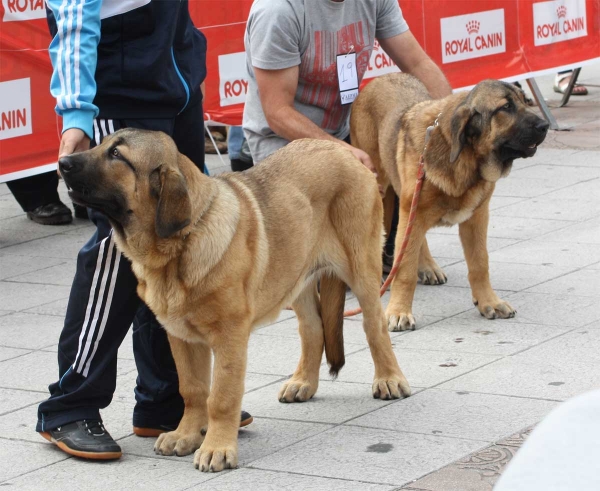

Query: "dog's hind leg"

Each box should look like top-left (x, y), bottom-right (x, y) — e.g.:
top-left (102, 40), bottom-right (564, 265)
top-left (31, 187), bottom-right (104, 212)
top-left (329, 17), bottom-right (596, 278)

top-left (155, 335), bottom-right (210, 457)
top-left (278, 280), bottom-right (322, 403)
top-left (418, 238), bottom-right (448, 285)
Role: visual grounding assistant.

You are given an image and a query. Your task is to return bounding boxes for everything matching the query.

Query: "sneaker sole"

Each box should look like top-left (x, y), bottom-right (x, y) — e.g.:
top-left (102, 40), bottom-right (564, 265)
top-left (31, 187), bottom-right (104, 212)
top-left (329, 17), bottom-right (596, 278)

top-left (39, 431), bottom-right (122, 460)
top-left (133, 416), bottom-right (254, 438)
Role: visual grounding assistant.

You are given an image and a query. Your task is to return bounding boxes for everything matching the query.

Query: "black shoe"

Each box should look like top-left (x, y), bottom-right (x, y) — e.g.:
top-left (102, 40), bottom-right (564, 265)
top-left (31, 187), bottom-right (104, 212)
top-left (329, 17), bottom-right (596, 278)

top-left (39, 420), bottom-right (122, 460)
top-left (73, 203), bottom-right (89, 220)
top-left (133, 410), bottom-right (254, 437)
top-left (27, 201), bottom-right (72, 225)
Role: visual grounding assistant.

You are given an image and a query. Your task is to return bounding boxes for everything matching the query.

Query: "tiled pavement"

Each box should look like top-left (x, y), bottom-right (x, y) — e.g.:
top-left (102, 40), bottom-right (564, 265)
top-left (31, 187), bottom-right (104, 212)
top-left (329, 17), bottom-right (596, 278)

top-left (1, 69), bottom-right (599, 490)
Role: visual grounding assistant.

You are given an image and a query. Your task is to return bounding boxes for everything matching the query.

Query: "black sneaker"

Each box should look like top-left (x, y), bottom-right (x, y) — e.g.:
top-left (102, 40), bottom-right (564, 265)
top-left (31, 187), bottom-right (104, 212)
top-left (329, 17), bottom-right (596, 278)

top-left (39, 420), bottom-right (122, 460)
top-left (27, 201), bottom-right (72, 225)
top-left (133, 410), bottom-right (254, 437)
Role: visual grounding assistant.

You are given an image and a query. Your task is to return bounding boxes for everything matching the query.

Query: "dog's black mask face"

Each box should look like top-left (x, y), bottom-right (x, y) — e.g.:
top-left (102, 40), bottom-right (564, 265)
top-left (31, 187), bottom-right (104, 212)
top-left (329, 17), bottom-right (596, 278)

top-left (448, 80), bottom-right (549, 181)
top-left (59, 128), bottom-right (191, 239)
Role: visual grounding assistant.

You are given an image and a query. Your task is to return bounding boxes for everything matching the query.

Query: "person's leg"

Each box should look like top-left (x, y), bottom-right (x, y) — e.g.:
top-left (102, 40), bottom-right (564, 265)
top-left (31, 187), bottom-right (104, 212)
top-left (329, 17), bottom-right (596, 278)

top-left (7, 172), bottom-right (72, 225)
top-left (36, 118), bottom-right (141, 459)
top-left (554, 69), bottom-right (588, 95)
top-left (228, 126), bottom-right (253, 172)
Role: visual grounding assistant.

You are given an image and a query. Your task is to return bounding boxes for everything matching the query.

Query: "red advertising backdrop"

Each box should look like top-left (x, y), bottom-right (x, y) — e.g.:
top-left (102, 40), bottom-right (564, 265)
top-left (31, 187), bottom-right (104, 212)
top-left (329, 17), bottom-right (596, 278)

top-left (1, 0), bottom-right (599, 182)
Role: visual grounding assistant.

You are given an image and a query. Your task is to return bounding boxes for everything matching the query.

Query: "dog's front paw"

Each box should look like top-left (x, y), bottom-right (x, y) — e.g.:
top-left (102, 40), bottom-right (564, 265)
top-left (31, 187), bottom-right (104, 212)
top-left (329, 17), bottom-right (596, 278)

top-left (278, 378), bottom-right (317, 403)
top-left (372, 374), bottom-right (411, 400)
top-left (155, 429), bottom-right (205, 457)
top-left (418, 264), bottom-right (447, 285)
top-left (194, 439), bottom-right (238, 472)
top-left (474, 297), bottom-right (516, 319)
top-left (386, 309), bottom-right (416, 331)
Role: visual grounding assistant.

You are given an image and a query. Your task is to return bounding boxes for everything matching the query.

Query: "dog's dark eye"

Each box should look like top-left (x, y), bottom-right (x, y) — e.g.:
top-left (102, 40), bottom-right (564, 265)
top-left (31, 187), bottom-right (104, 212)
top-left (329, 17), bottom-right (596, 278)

top-left (111, 147), bottom-right (120, 158)
top-left (502, 101), bottom-right (512, 110)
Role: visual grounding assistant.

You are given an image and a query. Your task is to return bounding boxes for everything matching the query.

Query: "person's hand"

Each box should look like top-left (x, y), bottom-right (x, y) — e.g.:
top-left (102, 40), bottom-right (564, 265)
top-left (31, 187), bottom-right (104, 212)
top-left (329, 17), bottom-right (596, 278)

top-left (344, 144), bottom-right (384, 196)
top-left (57, 128), bottom-right (91, 176)
top-left (347, 145), bottom-right (376, 174)
top-left (59, 128), bottom-right (91, 158)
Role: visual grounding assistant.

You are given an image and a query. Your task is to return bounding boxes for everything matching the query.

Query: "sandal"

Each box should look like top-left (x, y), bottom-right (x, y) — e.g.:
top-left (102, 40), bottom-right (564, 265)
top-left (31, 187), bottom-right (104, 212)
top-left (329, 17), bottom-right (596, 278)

top-left (554, 73), bottom-right (588, 95)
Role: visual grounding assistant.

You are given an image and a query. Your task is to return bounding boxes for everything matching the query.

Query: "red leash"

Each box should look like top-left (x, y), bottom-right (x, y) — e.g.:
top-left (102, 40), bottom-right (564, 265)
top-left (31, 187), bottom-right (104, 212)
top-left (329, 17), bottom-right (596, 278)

top-left (343, 156), bottom-right (426, 317)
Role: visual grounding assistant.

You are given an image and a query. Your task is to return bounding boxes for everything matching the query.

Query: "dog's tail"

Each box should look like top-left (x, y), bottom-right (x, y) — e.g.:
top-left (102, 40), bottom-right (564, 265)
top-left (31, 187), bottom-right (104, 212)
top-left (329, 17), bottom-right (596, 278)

top-left (320, 274), bottom-right (346, 377)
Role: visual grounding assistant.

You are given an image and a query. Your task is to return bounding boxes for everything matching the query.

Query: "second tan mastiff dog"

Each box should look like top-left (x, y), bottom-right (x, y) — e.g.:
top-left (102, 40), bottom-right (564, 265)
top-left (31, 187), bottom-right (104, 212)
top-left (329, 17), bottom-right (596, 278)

top-left (58, 130), bottom-right (410, 472)
top-left (351, 74), bottom-right (549, 331)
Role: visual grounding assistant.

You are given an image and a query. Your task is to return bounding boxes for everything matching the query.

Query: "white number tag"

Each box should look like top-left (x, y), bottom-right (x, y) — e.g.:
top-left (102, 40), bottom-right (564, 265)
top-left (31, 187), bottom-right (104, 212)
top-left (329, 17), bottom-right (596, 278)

top-left (337, 52), bottom-right (359, 105)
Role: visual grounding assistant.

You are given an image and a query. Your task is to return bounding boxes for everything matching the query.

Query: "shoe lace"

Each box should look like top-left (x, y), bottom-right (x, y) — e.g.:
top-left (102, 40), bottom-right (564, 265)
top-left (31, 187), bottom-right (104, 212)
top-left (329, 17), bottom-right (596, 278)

top-left (83, 419), bottom-right (106, 436)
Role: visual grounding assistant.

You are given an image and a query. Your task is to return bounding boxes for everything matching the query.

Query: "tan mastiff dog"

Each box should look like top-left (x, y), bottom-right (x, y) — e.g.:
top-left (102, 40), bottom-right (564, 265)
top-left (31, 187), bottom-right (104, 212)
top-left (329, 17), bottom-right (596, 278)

top-left (58, 130), bottom-right (410, 472)
top-left (351, 73), bottom-right (549, 331)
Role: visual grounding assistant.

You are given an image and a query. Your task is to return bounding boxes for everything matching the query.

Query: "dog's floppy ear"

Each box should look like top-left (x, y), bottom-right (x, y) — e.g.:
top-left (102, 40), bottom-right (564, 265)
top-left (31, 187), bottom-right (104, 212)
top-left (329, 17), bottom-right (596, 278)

top-left (449, 104), bottom-right (472, 164)
top-left (153, 166), bottom-right (191, 239)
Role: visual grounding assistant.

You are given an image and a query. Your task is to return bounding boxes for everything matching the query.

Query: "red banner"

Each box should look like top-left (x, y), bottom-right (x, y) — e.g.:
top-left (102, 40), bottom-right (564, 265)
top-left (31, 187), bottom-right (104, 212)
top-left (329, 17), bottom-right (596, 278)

top-left (1, 0), bottom-right (599, 182)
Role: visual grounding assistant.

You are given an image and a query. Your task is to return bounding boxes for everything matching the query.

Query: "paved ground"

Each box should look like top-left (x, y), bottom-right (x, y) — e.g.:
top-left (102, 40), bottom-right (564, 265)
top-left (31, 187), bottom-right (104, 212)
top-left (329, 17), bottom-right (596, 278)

top-left (1, 67), bottom-right (599, 490)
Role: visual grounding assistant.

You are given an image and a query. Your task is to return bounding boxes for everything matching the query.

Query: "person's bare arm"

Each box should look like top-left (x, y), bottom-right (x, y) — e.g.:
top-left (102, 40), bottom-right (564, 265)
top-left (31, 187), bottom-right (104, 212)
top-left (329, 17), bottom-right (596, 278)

top-left (253, 65), bottom-right (376, 173)
top-left (379, 31), bottom-right (452, 98)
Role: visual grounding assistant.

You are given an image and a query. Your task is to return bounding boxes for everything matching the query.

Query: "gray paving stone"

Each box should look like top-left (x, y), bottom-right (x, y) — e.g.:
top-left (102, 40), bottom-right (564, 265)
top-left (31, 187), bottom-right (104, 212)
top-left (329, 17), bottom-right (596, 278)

top-left (493, 196), bottom-right (599, 222)
top-left (242, 380), bottom-right (402, 424)
top-left (0, 227), bottom-right (94, 259)
top-left (255, 316), bottom-right (442, 345)
top-left (485, 215), bottom-right (574, 240)
top-left (488, 196), bottom-right (526, 211)
top-left (348, 389), bottom-right (556, 442)
top-left (493, 176), bottom-right (572, 198)
top-left (247, 332), bottom-right (364, 377)
top-left (119, 417), bottom-right (333, 468)
top-left (0, 350), bottom-right (135, 392)
top-left (321, 346), bottom-right (500, 389)
top-left (9, 260), bottom-right (77, 286)
top-left (541, 179), bottom-right (600, 203)
top-left (0, 218), bottom-right (76, 249)
top-left (391, 316), bottom-right (570, 356)
top-left (480, 291), bottom-right (598, 328)
top-left (249, 425), bottom-right (486, 487)
top-left (441, 261), bottom-right (573, 292)
top-left (193, 468), bottom-right (395, 490)
top-left (0, 281), bottom-right (70, 312)
top-left (4, 452), bottom-right (215, 490)
top-left (525, 268), bottom-right (600, 297)
top-left (0, 346), bottom-right (30, 362)
top-left (438, 354), bottom-right (600, 401)
top-left (509, 163), bottom-right (600, 182)
top-left (425, 234), bottom-right (519, 260)
top-left (24, 296), bottom-right (69, 316)
top-left (0, 439), bottom-right (68, 483)
top-left (0, 388), bottom-right (44, 416)
top-left (0, 254), bottom-right (65, 280)
top-left (244, 372), bottom-right (285, 392)
top-left (0, 312), bottom-right (64, 349)
top-left (535, 216), bottom-right (600, 244)
top-left (488, 240), bottom-right (600, 268)
top-left (0, 197), bottom-right (23, 220)
top-left (0, 310), bottom-right (13, 317)
top-left (512, 328), bottom-right (600, 365)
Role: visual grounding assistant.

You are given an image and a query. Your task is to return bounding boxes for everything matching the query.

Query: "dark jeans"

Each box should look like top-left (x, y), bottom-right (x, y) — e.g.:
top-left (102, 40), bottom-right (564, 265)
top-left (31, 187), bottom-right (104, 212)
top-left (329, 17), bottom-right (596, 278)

top-left (7, 171), bottom-right (61, 212)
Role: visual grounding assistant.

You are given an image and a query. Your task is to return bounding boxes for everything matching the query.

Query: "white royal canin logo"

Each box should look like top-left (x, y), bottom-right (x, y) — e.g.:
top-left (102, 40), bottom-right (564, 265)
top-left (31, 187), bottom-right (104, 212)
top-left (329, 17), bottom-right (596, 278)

top-left (441, 9), bottom-right (506, 64)
top-left (533, 0), bottom-right (587, 46)
top-left (0, 78), bottom-right (32, 141)
top-left (2, 0), bottom-right (46, 22)
top-left (218, 52), bottom-right (249, 107)
top-left (363, 40), bottom-right (400, 80)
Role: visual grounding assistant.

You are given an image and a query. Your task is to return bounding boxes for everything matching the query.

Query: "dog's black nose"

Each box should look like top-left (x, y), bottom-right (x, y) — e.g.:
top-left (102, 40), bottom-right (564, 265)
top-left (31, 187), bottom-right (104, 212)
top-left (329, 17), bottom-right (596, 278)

top-left (535, 119), bottom-right (549, 134)
top-left (58, 156), bottom-right (74, 173)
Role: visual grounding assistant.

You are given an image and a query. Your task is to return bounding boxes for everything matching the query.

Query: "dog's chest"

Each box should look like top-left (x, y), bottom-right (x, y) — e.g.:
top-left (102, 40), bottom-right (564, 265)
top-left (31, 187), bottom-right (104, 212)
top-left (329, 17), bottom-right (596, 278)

top-left (438, 185), bottom-right (491, 226)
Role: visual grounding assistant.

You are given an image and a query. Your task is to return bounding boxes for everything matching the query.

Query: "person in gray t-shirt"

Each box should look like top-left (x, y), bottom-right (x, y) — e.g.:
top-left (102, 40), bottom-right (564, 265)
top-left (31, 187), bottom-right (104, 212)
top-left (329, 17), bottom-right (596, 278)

top-left (242, 0), bottom-right (452, 167)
